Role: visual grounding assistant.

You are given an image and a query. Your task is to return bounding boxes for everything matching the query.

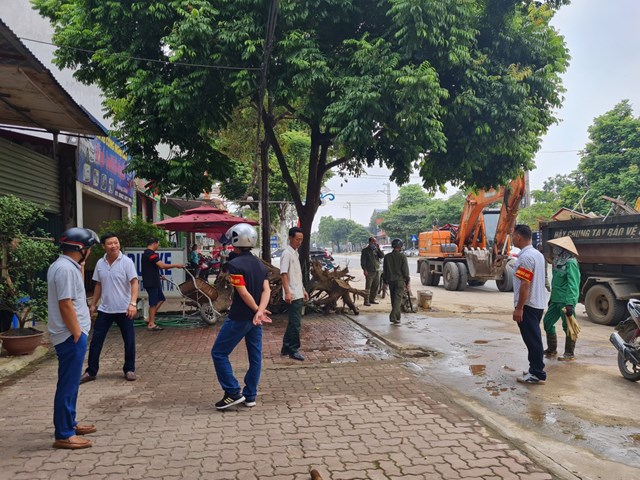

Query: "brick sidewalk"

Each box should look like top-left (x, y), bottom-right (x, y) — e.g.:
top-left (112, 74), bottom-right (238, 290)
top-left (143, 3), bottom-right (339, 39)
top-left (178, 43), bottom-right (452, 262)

top-left (0, 313), bottom-right (552, 479)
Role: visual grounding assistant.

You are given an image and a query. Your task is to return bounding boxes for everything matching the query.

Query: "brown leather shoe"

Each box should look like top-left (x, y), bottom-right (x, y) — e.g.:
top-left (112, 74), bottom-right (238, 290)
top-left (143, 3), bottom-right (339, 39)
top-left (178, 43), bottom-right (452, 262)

top-left (52, 435), bottom-right (92, 449)
top-left (80, 372), bottom-right (96, 384)
top-left (125, 371), bottom-right (136, 381)
top-left (75, 424), bottom-right (97, 435)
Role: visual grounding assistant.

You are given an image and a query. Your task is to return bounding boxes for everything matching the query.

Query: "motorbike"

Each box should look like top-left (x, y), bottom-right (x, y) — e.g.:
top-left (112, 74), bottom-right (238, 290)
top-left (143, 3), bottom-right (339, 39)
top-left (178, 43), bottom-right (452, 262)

top-left (609, 298), bottom-right (640, 382)
top-left (197, 254), bottom-right (221, 280)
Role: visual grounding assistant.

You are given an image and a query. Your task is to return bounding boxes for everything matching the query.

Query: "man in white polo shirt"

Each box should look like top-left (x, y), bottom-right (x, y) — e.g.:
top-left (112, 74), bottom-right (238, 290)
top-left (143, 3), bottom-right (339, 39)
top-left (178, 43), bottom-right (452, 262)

top-left (81, 232), bottom-right (139, 383)
top-left (512, 224), bottom-right (548, 385)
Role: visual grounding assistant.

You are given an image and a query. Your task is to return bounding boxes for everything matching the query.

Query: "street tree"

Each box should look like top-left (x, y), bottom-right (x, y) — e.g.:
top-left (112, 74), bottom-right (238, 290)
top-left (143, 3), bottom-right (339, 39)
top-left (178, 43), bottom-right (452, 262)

top-left (519, 100), bottom-right (640, 226)
top-left (380, 186), bottom-right (465, 240)
top-left (317, 216), bottom-right (369, 252)
top-left (213, 101), bottom-right (316, 242)
top-left (35, 0), bottom-right (570, 262)
top-left (578, 100), bottom-right (640, 214)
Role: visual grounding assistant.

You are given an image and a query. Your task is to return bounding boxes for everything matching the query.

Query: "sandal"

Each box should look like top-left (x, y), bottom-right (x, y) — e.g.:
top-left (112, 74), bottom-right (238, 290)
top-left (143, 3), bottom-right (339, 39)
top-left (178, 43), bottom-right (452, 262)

top-left (147, 325), bottom-right (164, 331)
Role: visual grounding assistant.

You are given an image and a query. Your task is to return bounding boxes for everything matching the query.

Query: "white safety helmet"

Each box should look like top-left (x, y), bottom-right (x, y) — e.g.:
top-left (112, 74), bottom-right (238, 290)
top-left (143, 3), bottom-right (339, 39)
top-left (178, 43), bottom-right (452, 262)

top-left (225, 223), bottom-right (257, 248)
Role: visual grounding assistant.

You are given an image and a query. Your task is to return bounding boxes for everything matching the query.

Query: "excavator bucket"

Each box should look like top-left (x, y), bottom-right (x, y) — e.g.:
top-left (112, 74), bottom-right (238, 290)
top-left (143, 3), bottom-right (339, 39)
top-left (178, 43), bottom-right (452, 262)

top-left (463, 248), bottom-right (493, 278)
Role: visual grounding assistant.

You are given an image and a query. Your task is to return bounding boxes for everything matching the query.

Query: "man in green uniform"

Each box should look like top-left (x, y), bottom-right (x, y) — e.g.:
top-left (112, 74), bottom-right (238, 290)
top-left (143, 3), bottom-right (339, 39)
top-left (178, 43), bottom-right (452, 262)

top-left (382, 238), bottom-right (410, 324)
top-left (543, 236), bottom-right (580, 361)
top-left (360, 236), bottom-right (384, 306)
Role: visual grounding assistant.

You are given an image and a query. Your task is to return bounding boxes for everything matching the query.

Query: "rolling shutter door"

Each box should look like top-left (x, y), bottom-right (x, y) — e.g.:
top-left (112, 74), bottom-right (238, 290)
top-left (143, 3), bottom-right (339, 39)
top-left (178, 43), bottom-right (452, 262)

top-left (0, 136), bottom-right (60, 213)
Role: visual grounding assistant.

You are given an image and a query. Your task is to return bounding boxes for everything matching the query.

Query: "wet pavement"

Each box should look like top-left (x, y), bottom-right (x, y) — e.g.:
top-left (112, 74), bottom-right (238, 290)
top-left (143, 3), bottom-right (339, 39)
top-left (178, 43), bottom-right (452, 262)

top-left (348, 310), bottom-right (640, 479)
top-left (0, 313), bottom-right (558, 479)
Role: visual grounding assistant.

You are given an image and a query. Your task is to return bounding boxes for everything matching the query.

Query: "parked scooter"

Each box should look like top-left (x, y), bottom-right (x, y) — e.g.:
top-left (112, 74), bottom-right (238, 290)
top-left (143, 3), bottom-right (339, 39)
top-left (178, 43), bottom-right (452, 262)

top-left (609, 298), bottom-right (640, 381)
top-left (197, 254), bottom-right (221, 280)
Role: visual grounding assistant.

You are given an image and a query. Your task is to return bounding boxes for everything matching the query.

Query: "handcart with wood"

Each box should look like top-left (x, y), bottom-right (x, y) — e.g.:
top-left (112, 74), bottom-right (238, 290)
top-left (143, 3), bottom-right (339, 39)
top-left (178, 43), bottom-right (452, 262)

top-left (164, 269), bottom-right (223, 325)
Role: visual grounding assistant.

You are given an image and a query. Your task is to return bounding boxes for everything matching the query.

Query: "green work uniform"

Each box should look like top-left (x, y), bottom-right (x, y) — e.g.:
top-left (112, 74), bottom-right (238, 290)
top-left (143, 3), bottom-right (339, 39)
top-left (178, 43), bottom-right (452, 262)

top-left (382, 251), bottom-right (410, 323)
top-left (361, 245), bottom-right (384, 303)
top-left (543, 257), bottom-right (580, 335)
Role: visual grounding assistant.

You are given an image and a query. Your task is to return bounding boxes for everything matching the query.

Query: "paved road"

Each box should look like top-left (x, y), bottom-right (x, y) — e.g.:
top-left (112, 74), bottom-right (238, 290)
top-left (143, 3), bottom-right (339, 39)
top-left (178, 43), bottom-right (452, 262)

top-left (0, 314), bottom-right (554, 480)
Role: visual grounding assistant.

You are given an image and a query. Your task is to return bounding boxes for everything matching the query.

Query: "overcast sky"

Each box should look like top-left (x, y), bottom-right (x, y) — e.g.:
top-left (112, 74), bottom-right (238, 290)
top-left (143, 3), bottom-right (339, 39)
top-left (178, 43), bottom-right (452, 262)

top-left (314, 0), bottom-right (640, 229)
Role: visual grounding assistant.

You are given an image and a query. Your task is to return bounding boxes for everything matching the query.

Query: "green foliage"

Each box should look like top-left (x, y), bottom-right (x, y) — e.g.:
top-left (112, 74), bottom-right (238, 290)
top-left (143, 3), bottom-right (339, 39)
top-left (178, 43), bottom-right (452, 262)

top-left (0, 195), bottom-right (57, 329)
top-left (578, 100), bottom-right (640, 214)
top-left (317, 217), bottom-right (370, 252)
top-left (89, 217), bottom-right (170, 262)
top-left (214, 101), bottom-right (321, 230)
top-left (522, 100), bottom-right (640, 223)
top-left (34, 0), bottom-right (569, 259)
top-left (380, 186), bottom-right (466, 240)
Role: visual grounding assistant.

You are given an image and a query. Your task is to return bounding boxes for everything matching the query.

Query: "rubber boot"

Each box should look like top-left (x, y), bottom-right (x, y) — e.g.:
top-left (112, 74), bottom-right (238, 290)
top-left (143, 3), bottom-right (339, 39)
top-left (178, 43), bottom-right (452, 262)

top-left (544, 333), bottom-right (557, 357)
top-left (558, 336), bottom-right (576, 361)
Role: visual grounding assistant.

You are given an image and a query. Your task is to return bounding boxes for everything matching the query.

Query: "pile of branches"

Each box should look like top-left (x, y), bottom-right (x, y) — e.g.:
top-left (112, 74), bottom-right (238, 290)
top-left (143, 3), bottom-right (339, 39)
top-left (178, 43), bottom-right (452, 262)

top-left (214, 260), bottom-right (367, 315)
top-left (307, 261), bottom-right (368, 315)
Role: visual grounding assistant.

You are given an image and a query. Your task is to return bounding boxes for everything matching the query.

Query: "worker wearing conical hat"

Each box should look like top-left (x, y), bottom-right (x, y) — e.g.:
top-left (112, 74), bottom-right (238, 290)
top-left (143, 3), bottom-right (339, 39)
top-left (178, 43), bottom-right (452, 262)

top-left (543, 236), bottom-right (581, 361)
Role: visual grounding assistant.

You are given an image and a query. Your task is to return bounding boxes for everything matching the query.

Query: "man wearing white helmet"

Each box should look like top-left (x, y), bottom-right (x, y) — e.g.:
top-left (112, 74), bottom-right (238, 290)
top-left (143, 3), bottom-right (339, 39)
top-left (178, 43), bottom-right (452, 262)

top-left (211, 223), bottom-right (272, 409)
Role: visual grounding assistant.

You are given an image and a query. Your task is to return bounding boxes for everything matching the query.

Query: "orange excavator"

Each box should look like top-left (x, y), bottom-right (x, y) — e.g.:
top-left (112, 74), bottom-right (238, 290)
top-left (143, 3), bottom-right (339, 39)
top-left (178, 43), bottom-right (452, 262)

top-left (416, 177), bottom-right (526, 291)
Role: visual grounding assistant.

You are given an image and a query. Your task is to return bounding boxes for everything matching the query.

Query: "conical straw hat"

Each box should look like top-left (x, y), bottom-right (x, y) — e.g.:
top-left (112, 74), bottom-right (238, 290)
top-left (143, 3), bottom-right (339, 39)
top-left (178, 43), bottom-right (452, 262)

top-left (547, 236), bottom-right (579, 256)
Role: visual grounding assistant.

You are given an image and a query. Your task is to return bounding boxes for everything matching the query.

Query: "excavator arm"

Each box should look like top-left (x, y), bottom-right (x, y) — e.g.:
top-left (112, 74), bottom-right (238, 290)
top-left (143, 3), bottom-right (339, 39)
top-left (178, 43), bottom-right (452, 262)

top-left (456, 187), bottom-right (505, 251)
top-left (492, 177), bottom-right (526, 258)
top-left (455, 177), bottom-right (526, 253)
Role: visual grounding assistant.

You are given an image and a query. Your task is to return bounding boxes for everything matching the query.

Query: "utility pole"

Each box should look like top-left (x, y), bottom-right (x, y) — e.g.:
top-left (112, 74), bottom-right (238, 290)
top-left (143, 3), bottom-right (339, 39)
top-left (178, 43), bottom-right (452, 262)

top-left (256, 0), bottom-right (279, 262)
top-left (343, 202), bottom-right (352, 220)
top-left (378, 182), bottom-right (391, 208)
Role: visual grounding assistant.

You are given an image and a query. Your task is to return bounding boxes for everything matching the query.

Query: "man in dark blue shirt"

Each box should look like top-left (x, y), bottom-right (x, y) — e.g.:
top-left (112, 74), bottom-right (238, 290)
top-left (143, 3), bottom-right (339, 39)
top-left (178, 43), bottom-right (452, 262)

top-left (211, 224), bottom-right (271, 410)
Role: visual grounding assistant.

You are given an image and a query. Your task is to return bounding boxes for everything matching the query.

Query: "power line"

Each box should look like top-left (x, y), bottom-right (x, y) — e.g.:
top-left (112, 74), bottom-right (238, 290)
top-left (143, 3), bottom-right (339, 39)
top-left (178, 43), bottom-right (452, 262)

top-left (20, 37), bottom-right (261, 71)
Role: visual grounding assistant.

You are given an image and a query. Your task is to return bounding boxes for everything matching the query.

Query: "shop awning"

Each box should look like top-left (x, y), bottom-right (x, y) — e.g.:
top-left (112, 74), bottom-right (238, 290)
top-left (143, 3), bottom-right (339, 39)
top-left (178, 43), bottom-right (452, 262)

top-left (0, 19), bottom-right (103, 136)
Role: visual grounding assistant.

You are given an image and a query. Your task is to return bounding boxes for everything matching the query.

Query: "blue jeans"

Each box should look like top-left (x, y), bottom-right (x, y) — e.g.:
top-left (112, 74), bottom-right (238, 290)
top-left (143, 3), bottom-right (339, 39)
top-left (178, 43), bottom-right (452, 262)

top-left (54, 333), bottom-right (87, 440)
top-left (211, 317), bottom-right (263, 401)
top-left (518, 305), bottom-right (546, 380)
top-left (282, 299), bottom-right (303, 354)
top-left (86, 311), bottom-right (136, 376)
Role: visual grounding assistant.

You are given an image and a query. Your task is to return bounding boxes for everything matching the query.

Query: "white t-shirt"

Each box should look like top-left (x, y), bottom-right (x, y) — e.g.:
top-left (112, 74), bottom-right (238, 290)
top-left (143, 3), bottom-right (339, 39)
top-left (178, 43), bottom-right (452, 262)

top-left (280, 245), bottom-right (304, 301)
top-left (513, 245), bottom-right (547, 309)
top-left (93, 252), bottom-right (138, 313)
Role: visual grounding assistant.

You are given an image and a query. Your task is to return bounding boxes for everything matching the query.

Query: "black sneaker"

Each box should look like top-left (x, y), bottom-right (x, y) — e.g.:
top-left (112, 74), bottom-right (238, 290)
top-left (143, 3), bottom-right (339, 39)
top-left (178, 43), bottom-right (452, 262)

top-left (214, 392), bottom-right (246, 410)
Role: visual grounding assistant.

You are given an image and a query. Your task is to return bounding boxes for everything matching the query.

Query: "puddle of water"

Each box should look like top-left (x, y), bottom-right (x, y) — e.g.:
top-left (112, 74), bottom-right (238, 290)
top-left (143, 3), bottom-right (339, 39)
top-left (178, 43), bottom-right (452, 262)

top-left (469, 364), bottom-right (486, 376)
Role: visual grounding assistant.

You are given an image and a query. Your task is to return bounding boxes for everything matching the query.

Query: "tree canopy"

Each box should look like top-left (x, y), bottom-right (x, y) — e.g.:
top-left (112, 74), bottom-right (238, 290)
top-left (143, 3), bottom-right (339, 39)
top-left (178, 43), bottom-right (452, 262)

top-left (317, 216), bottom-right (370, 252)
top-left (35, 0), bottom-right (570, 258)
top-left (519, 100), bottom-right (640, 227)
top-left (379, 185), bottom-right (466, 242)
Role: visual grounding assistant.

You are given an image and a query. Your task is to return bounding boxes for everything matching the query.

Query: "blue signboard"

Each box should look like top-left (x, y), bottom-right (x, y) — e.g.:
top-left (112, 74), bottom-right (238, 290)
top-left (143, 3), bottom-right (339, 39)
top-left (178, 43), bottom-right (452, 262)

top-left (78, 136), bottom-right (134, 204)
top-left (411, 235), bottom-right (418, 243)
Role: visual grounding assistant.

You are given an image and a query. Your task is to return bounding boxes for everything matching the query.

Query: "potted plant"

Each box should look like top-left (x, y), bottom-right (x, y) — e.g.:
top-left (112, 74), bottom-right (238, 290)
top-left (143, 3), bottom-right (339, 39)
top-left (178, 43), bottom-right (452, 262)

top-left (0, 195), bottom-right (57, 355)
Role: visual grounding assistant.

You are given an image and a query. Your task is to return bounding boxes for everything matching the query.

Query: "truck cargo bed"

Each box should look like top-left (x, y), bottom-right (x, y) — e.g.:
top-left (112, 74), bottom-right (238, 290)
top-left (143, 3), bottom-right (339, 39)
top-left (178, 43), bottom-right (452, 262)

top-left (541, 214), bottom-right (640, 266)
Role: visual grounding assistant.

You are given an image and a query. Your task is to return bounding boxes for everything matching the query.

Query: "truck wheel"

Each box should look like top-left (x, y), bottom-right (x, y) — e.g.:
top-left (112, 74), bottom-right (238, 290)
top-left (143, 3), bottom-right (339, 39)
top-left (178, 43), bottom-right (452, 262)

top-left (496, 259), bottom-right (515, 292)
top-left (443, 262), bottom-right (460, 291)
top-left (585, 284), bottom-right (627, 326)
top-left (419, 262), bottom-right (431, 286)
top-left (456, 263), bottom-right (468, 291)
